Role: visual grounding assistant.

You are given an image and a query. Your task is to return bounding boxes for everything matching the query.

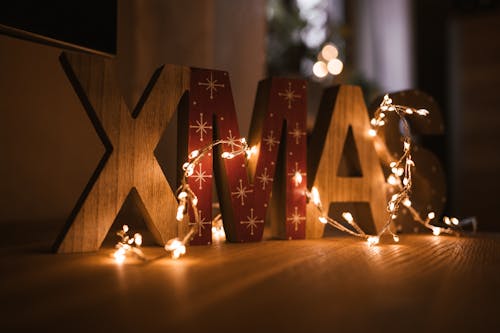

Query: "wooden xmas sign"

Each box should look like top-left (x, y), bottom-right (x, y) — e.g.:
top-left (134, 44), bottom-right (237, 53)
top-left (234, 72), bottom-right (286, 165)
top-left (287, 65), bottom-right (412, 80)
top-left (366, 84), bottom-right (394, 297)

top-left (53, 52), bottom-right (189, 253)
top-left (178, 70), bottom-right (307, 243)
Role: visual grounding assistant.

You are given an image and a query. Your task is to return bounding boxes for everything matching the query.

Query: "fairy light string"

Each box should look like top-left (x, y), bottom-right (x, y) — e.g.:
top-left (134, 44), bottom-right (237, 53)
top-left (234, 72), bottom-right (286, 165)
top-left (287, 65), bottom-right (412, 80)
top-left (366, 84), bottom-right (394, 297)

top-left (164, 138), bottom-right (255, 259)
top-left (116, 93), bottom-right (463, 261)
top-left (113, 224), bottom-right (145, 263)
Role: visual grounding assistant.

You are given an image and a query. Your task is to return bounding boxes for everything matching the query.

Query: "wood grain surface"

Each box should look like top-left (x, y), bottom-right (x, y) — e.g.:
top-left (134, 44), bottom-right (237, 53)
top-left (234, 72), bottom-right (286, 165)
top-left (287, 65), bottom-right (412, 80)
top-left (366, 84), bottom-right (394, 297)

top-left (2, 229), bottom-right (499, 333)
top-left (53, 52), bottom-right (189, 253)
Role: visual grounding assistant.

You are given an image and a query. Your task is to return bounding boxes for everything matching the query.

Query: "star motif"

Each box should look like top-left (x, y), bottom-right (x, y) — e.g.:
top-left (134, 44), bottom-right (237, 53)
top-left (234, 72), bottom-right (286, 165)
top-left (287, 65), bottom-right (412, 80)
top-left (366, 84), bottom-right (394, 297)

top-left (257, 167), bottom-right (273, 190)
top-left (288, 122), bottom-right (306, 145)
top-left (225, 129), bottom-right (239, 153)
top-left (287, 162), bottom-right (307, 187)
top-left (190, 163), bottom-right (212, 190)
top-left (190, 113), bottom-right (212, 141)
top-left (264, 130), bottom-right (280, 152)
top-left (278, 81), bottom-right (301, 109)
top-left (287, 206), bottom-right (306, 232)
top-left (189, 209), bottom-right (212, 237)
top-left (240, 208), bottom-right (264, 235)
top-left (231, 179), bottom-right (253, 206)
top-left (198, 72), bottom-right (225, 99)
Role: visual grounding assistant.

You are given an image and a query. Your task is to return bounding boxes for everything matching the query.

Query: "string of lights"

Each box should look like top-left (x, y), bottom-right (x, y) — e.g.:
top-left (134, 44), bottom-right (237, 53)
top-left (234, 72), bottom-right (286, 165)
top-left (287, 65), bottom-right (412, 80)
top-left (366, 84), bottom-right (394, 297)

top-left (114, 94), bottom-right (462, 262)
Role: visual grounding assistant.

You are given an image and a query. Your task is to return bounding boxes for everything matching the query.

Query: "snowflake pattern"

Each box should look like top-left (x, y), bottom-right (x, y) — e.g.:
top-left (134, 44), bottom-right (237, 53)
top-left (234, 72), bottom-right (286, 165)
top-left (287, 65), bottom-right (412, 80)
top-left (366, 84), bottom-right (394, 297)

top-left (287, 206), bottom-right (306, 232)
top-left (278, 81), bottom-right (301, 109)
top-left (240, 208), bottom-right (264, 235)
top-left (190, 113), bottom-right (212, 142)
top-left (198, 72), bottom-right (225, 99)
top-left (231, 179), bottom-right (253, 206)
top-left (189, 210), bottom-right (212, 237)
top-left (257, 167), bottom-right (273, 190)
top-left (288, 122), bottom-right (306, 145)
top-left (264, 130), bottom-right (280, 152)
top-left (190, 163), bottom-right (212, 190)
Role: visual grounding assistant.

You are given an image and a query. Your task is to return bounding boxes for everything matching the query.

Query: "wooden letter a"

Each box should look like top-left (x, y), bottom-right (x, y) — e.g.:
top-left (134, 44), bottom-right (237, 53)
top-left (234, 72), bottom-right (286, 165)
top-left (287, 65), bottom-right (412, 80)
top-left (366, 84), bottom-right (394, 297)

top-left (307, 85), bottom-right (387, 237)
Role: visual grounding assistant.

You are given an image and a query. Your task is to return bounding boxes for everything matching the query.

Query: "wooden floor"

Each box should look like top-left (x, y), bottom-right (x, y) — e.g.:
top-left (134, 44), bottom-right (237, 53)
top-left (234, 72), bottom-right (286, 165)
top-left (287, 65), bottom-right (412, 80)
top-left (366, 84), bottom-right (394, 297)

top-left (1, 230), bottom-right (500, 333)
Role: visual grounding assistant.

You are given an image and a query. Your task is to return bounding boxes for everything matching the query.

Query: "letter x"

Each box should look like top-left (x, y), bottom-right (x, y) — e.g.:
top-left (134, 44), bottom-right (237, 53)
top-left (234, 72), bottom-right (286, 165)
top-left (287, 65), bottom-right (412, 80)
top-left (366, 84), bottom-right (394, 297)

top-left (53, 53), bottom-right (188, 253)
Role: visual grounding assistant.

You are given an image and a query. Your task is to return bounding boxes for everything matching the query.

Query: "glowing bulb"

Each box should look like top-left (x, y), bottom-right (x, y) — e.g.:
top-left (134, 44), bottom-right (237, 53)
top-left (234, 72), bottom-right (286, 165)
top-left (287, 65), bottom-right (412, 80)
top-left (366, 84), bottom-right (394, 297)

top-left (416, 109), bottom-right (429, 116)
top-left (178, 191), bottom-right (188, 200)
top-left (451, 217), bottom-right (459, 226)
top-left (378, 120), bottom-right (385, 126)
top-left (404, 142), bottom-right (411, 151)
top-left (114, 250), bottom-right (126, 264)
top-left (133, 233), bottom-right (142, 246)
top-left (428, 212), bottom-right (436, 220)
top-left (318, 216), bottom-right (328, 224)
top-left (387, 175), bottom-right (398, 185)
top-left (403, 198), bottom-right (412, 207)
top-left (122, 225), bottom-right (129, 233)
top-left (390, 162), bottom-right (397, 168)
top-left (432, 227), bottom-right (441, 236)
top-left (221, 152), bottom-right (234, 159)
top-left (368, 129), bottom-right (377, 137)
top-left (313, 61), bottom-right (328, 78)
top-left (311, 187), bottom-right (321, 206)
top-left (327, 58), bottom-right (343, 75)
top-left (176, 205), bottom-right (185, 221)
top-left (371, 118), bottom-right (377, 126)
top-left (342, 212), bottom-right (354, 223)
top-left (403, 178), bottom-right (409, 186)
top-left (393, 235), bottom-right (400, 243)
top-left (165, 239), bottom-right (186, 260)
top-left (245, 145), bottom-right (258, 159)
top-left (367, 236), bottom-right (379, 246)
top-left (405, 108), bottom-right (413, 114)
top-left (189, 150), bottom-right (199, 159)
top-left (321, 43), bottom-right (338, 61)
top-left (389, 202), bottom-right (395, 212)
top-left (397, 168), bottom-right (405, 176)
top-left (444, 216), bottom-right (451, 225)
top-left (293, 172), bottom-right (303, 186)
top-left (192, 197), bottom-right (198, 207)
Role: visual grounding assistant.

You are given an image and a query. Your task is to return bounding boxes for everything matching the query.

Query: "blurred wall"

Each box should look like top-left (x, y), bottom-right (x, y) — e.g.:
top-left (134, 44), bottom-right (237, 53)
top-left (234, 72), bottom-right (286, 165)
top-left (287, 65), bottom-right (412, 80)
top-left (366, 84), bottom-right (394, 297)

top-left (0, 0), bottom-right (266, 226)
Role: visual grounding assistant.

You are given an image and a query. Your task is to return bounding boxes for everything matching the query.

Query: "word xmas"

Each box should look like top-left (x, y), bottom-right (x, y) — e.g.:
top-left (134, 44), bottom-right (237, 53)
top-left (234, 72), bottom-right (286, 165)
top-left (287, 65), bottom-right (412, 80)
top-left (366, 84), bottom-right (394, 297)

top-left (54, 52), bottom-right (445, 253)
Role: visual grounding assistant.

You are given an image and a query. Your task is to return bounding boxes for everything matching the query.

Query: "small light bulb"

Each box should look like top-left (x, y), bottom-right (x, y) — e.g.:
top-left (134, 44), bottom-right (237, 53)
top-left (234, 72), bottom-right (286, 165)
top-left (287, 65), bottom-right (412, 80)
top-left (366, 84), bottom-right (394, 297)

top-left (432, 227), bottom-right (441, 236)
top-left (368, 129), bottom-right (377, 137)
top-left (405, 108), bottom-right (413, 114)
top-left (318, 216), bottom-right (328, 224)
top-left (444, 216), bottom-right (451, 225)
top-left (393, 235), bottom-right (400, 243)
top-left (428, 212), bottom-right (436, 220)
top-left (387, 175), bottom-right (398, 185)
top-left (134, 233), bottom-right (142, 246)
top-left (123, 225), bottom-right (129, 233)
top-left (403, 198), bottom-right (412, 207)
top-left (311, 187), bottom-right (321, 206)
top-left (367, 236), bottom-right (379, 246)
top-left (451, 217), bottom-right (459, 226)
top-left (221, 152), bottom-right (234, 159)
top-left (293, 172), bottom-right (303, 186)
top-left (189, 150), bottom-right (200, 159)
top-left (342, 212), bottom-right (353, 223)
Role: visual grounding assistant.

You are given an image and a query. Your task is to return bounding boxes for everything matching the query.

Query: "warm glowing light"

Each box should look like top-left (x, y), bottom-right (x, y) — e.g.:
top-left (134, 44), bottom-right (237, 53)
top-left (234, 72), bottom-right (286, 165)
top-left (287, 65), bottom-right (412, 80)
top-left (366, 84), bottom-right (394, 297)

top-left (393, 235), bottom-right (400, 243)
top-left (113, 225), bottom-right (145, 263)
top-left (432, 227), bottom-right (441, 236)
top-left (221, 152), bottom-right (234, 159)
top-left (367, 236), bottom-right (379, 246)
top-left (451, 217), bottom-right (459, 226)
top-left (293, 171), bottom-right (303, 186)
top-left (189, 150), bottom-right (200, 159)
top-left (444, 216), bottom-right (451, 225)
top-left (403, 198), bottom-right (412, 207)
top-left (313, 61), bottom-right (328, 78)
top-left (428, 212), bottom-right (436, 220)
top-left (165, 238), bottom-right (186, 260)
top-left (342, 212), bottom-right (354, 223)
top-left (327, 58), bottom-right (343, 75)
top-left (387, 175), bottom-right (398, 185)
top-left (318, 216), bottom-right (328, 224)
top-left (311, 187), bottom-right (321, 206)
top-left (368, 129), bottom-right (377, 137)
top-left (246, 145), bottom-right (258, 159)
top-left (321, 44), bottom-right (338, 61)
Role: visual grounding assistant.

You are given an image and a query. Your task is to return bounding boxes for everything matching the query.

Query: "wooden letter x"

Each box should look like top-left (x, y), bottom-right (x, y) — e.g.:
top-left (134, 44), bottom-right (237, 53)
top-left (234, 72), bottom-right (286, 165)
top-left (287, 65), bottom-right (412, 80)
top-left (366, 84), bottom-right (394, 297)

top-left (53, 52), bottom-right (189, 253)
